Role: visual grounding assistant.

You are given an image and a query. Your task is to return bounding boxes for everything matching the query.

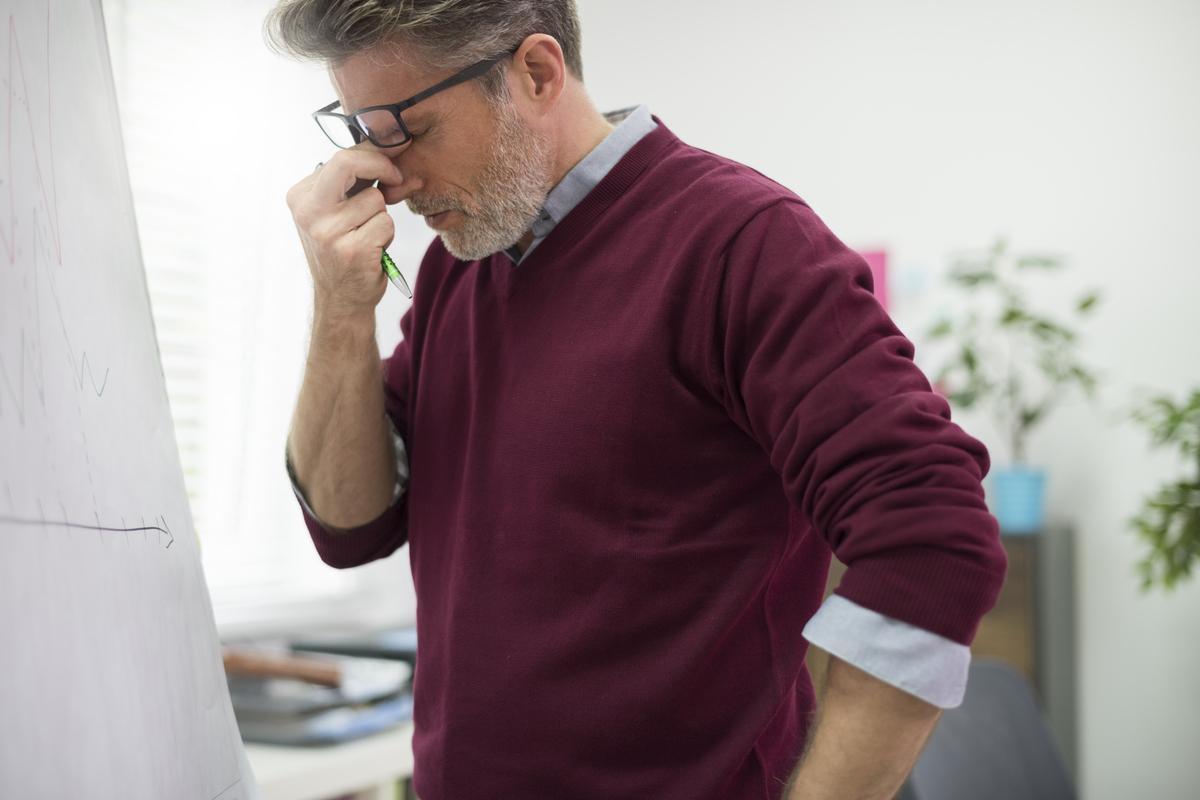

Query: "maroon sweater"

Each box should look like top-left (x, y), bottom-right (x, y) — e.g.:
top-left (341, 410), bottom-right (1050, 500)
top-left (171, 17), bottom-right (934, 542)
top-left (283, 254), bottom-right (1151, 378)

top-left (298, 119), bottom-right (1007, 799)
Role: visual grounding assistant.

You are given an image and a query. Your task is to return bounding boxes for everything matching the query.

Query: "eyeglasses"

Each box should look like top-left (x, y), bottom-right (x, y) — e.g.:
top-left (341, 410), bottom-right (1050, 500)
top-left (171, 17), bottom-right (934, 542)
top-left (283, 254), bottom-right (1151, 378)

top-left (313, 48), bottom-right (517, 149)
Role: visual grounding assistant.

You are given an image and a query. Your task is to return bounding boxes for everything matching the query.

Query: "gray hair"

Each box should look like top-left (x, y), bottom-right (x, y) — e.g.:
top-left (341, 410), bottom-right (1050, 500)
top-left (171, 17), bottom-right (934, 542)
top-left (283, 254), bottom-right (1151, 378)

top-left (262, 0), bottom-right (584, 99)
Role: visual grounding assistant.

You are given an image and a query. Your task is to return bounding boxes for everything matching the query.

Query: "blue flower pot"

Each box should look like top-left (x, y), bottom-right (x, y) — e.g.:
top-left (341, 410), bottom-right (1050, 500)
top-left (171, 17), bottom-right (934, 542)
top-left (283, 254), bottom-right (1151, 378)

top-left (989, 466), bottom-right (1047, 534)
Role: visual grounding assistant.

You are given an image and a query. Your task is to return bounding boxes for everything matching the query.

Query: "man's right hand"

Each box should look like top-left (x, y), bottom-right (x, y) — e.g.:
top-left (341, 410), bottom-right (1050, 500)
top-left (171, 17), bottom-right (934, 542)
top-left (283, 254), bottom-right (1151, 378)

top-left (285, 148), bottom-right (411, 530)
top-left (285, 149), bottom-right (412, 319)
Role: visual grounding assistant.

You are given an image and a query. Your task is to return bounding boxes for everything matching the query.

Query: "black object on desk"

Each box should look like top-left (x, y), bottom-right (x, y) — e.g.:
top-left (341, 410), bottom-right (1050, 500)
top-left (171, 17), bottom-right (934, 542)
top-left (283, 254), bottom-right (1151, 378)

top-left (290, 625), bottom-right (417, 665)
top-left (234, 691), bottom-right (414, 747)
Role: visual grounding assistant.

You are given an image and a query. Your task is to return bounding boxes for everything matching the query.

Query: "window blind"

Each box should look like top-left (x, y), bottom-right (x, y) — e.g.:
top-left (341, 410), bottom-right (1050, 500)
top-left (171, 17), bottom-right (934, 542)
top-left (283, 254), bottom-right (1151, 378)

top-left (102, 0), bottom-right (419, 636)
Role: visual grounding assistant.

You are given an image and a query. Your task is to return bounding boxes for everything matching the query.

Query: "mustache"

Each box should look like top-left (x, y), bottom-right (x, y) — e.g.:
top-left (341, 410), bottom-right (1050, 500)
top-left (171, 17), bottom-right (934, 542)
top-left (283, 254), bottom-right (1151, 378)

top-left (406, 195), bottom-right (465, 217)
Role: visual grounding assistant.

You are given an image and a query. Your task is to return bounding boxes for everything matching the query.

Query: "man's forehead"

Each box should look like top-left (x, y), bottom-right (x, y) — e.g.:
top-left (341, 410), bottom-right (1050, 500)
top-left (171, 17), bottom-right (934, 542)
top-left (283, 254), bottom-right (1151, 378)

top-left (328, 44), bottom-right (439, 112)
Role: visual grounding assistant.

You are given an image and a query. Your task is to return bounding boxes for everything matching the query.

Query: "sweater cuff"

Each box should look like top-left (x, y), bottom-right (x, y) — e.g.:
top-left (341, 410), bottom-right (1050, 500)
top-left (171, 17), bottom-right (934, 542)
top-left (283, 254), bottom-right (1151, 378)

top-left (295, 490), bottom-right (407, 569)
top-left (803, 594), bottom-right (971, 709)
top-left (834, 545), bottom-right (1006, 645)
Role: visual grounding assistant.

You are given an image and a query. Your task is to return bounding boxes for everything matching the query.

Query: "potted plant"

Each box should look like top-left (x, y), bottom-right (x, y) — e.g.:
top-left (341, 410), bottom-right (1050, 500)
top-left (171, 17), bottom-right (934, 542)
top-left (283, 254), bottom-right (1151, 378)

top-left (1128, 388), bottom-right (1200, 590)
top-left (922, 236), bottom-right (1102, 533)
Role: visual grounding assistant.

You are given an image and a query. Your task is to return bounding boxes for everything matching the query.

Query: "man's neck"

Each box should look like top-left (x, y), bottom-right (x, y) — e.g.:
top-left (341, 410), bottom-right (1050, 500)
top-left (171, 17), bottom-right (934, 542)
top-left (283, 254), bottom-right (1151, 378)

top-left (551, 107), bottom-right (617, 187)
top-left (513, 105), bottom-right (615, 256)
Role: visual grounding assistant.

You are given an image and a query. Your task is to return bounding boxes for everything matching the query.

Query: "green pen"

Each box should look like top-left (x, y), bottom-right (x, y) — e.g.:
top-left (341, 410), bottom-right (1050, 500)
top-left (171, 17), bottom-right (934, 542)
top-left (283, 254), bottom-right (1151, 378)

top-left (346, 175), bottom-right (412, 298)
top-left (379, 249), bottom-right (409, 298)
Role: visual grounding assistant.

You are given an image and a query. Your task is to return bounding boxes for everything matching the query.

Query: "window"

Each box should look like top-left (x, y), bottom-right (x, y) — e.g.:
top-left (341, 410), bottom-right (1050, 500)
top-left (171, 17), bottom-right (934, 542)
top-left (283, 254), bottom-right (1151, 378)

top-left (103, 0), bottom-right (426, 636)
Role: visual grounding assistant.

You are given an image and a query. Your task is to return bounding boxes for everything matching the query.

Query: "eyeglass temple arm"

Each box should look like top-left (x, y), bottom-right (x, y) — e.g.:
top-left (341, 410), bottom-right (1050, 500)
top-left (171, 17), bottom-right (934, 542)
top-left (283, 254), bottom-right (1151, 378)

top-left (314, 44), bottom-right (519, 120)
top-left (400, 48), bottom-right (520, 110)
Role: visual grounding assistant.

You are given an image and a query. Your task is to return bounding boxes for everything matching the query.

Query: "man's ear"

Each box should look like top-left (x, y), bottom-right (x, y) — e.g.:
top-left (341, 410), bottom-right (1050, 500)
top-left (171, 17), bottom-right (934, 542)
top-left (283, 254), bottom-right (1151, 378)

top-left (509, 33), bottom-right (566, 114)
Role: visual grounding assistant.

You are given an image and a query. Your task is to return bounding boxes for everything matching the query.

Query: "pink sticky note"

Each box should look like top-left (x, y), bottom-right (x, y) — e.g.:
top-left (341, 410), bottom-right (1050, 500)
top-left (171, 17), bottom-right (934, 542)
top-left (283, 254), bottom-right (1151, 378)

top-left (856, 249), bottom-right (889, 310)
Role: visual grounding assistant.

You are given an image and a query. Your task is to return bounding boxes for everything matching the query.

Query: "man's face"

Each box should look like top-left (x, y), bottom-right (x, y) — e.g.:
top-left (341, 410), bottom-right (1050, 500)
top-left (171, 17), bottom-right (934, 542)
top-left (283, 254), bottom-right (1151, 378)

top-left (329, 43), bottom-right (554, 260)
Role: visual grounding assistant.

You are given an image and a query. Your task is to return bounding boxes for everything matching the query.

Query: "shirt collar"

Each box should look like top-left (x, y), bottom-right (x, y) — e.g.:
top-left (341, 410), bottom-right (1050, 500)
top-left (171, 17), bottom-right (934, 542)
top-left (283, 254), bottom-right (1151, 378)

top-left (503, 104), bottom-right (657, 264)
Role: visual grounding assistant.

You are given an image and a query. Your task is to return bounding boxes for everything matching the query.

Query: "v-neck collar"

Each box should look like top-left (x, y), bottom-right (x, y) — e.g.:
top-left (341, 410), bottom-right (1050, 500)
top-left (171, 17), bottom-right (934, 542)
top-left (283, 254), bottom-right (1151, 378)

top-left (489, 116), bottom-right (679, 297)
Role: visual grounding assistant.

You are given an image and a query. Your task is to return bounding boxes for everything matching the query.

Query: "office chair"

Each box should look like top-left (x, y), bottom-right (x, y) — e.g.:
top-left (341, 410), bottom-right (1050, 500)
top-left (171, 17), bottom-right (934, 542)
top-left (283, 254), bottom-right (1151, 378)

top-left (898, 658), bottom-right (1076, 800)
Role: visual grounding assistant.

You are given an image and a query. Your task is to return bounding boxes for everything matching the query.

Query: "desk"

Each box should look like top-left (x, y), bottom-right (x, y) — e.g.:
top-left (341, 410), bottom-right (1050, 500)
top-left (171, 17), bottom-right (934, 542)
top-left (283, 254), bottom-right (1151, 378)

top-left (244, 722), bottom-right (414, 800)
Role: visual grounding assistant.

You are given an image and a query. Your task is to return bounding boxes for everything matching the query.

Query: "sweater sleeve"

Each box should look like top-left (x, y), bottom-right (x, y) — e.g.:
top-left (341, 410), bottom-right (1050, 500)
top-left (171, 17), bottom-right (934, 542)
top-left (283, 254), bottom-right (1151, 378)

top-left (287, 305), bottom-right (415, 569)
top-left (714, 199), bottom-right (1007, 645)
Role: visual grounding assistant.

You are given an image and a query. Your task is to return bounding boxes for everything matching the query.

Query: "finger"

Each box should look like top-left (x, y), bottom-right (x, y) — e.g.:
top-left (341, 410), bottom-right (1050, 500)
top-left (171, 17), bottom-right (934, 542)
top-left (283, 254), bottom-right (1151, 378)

top-left (314, 148), bottom-right (405, 206)
top-left (351, 210), bottom-right (396, 255)
top-left (319, 185), bottom-right (388, 238)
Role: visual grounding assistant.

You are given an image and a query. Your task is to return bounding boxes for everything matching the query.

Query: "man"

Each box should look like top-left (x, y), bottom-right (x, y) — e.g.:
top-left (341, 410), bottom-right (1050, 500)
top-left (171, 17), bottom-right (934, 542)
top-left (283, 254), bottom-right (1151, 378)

top-left (268, 2), bottom-right (1007, 798)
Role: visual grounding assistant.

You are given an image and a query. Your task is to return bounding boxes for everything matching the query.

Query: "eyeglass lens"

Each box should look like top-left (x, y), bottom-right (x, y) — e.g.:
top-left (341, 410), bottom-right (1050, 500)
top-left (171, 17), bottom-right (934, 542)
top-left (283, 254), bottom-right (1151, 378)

top-left (316, 108), bottom-right (409, 149)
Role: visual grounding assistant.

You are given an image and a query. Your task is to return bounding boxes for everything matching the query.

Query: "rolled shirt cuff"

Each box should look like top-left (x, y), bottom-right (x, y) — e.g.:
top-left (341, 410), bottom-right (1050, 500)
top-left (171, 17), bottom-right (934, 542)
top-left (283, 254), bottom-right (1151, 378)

top-left (802, 593), bottom-right (971, 709)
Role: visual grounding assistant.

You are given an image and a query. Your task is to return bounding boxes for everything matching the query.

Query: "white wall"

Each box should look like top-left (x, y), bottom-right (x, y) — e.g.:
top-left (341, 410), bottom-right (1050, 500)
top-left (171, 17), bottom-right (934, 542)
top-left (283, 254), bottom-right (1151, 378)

top-left (575, 1), bottom-right (1199, 797)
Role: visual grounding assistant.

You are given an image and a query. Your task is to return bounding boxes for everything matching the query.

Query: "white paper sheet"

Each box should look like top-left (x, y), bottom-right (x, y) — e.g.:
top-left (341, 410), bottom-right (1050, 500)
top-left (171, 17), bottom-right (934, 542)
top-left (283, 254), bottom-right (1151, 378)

top-left (0, 1), bottom-right (257, 797)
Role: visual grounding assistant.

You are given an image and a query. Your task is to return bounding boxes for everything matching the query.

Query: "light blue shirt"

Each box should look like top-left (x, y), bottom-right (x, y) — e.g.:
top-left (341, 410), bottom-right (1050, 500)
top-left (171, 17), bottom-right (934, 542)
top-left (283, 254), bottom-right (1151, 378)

top-left (289, 103), bottom-right (973, 710)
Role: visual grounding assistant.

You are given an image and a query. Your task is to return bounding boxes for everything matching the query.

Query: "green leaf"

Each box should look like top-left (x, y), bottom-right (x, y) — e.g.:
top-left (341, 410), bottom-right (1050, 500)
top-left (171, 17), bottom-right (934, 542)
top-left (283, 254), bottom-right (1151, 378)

top-left (948, 389), bottom-right (978, 408)
top-left (1070, 366), bottom-right (1098, 395)
top-left (1021, 405), bottom-right (1046, 430)
top-left (927, 318), bottom-right (954, 339)
top-left (1031, 318), bottom-right (1076, 342)
top-left (1076, 292), bottom-right (1101, 313)
top-left (950, 269), bottom-right (997, 287)
top-left (962, 345), bottom-right (979, 373)
top-left (1016, 254), bottom-right (1062, 269)
top-left (999, 307), bottom-right (1028, 327)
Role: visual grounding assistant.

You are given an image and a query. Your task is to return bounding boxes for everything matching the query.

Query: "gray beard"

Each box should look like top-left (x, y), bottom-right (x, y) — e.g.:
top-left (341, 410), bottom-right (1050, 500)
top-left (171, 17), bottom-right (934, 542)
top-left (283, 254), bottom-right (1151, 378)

top-left (408, 102), bottom-right (554, 261)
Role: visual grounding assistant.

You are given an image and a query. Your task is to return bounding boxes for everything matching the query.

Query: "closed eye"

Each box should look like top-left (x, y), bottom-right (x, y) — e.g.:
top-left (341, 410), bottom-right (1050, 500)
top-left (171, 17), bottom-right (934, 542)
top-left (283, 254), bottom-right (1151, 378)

top-left (405, 112), bottom-right (439, 140)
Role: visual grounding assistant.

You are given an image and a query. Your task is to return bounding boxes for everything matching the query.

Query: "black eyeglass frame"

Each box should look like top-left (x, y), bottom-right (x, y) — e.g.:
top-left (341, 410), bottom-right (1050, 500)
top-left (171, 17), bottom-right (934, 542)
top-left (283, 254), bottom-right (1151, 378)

top-left (313, 46), bottom-right (520, 149)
